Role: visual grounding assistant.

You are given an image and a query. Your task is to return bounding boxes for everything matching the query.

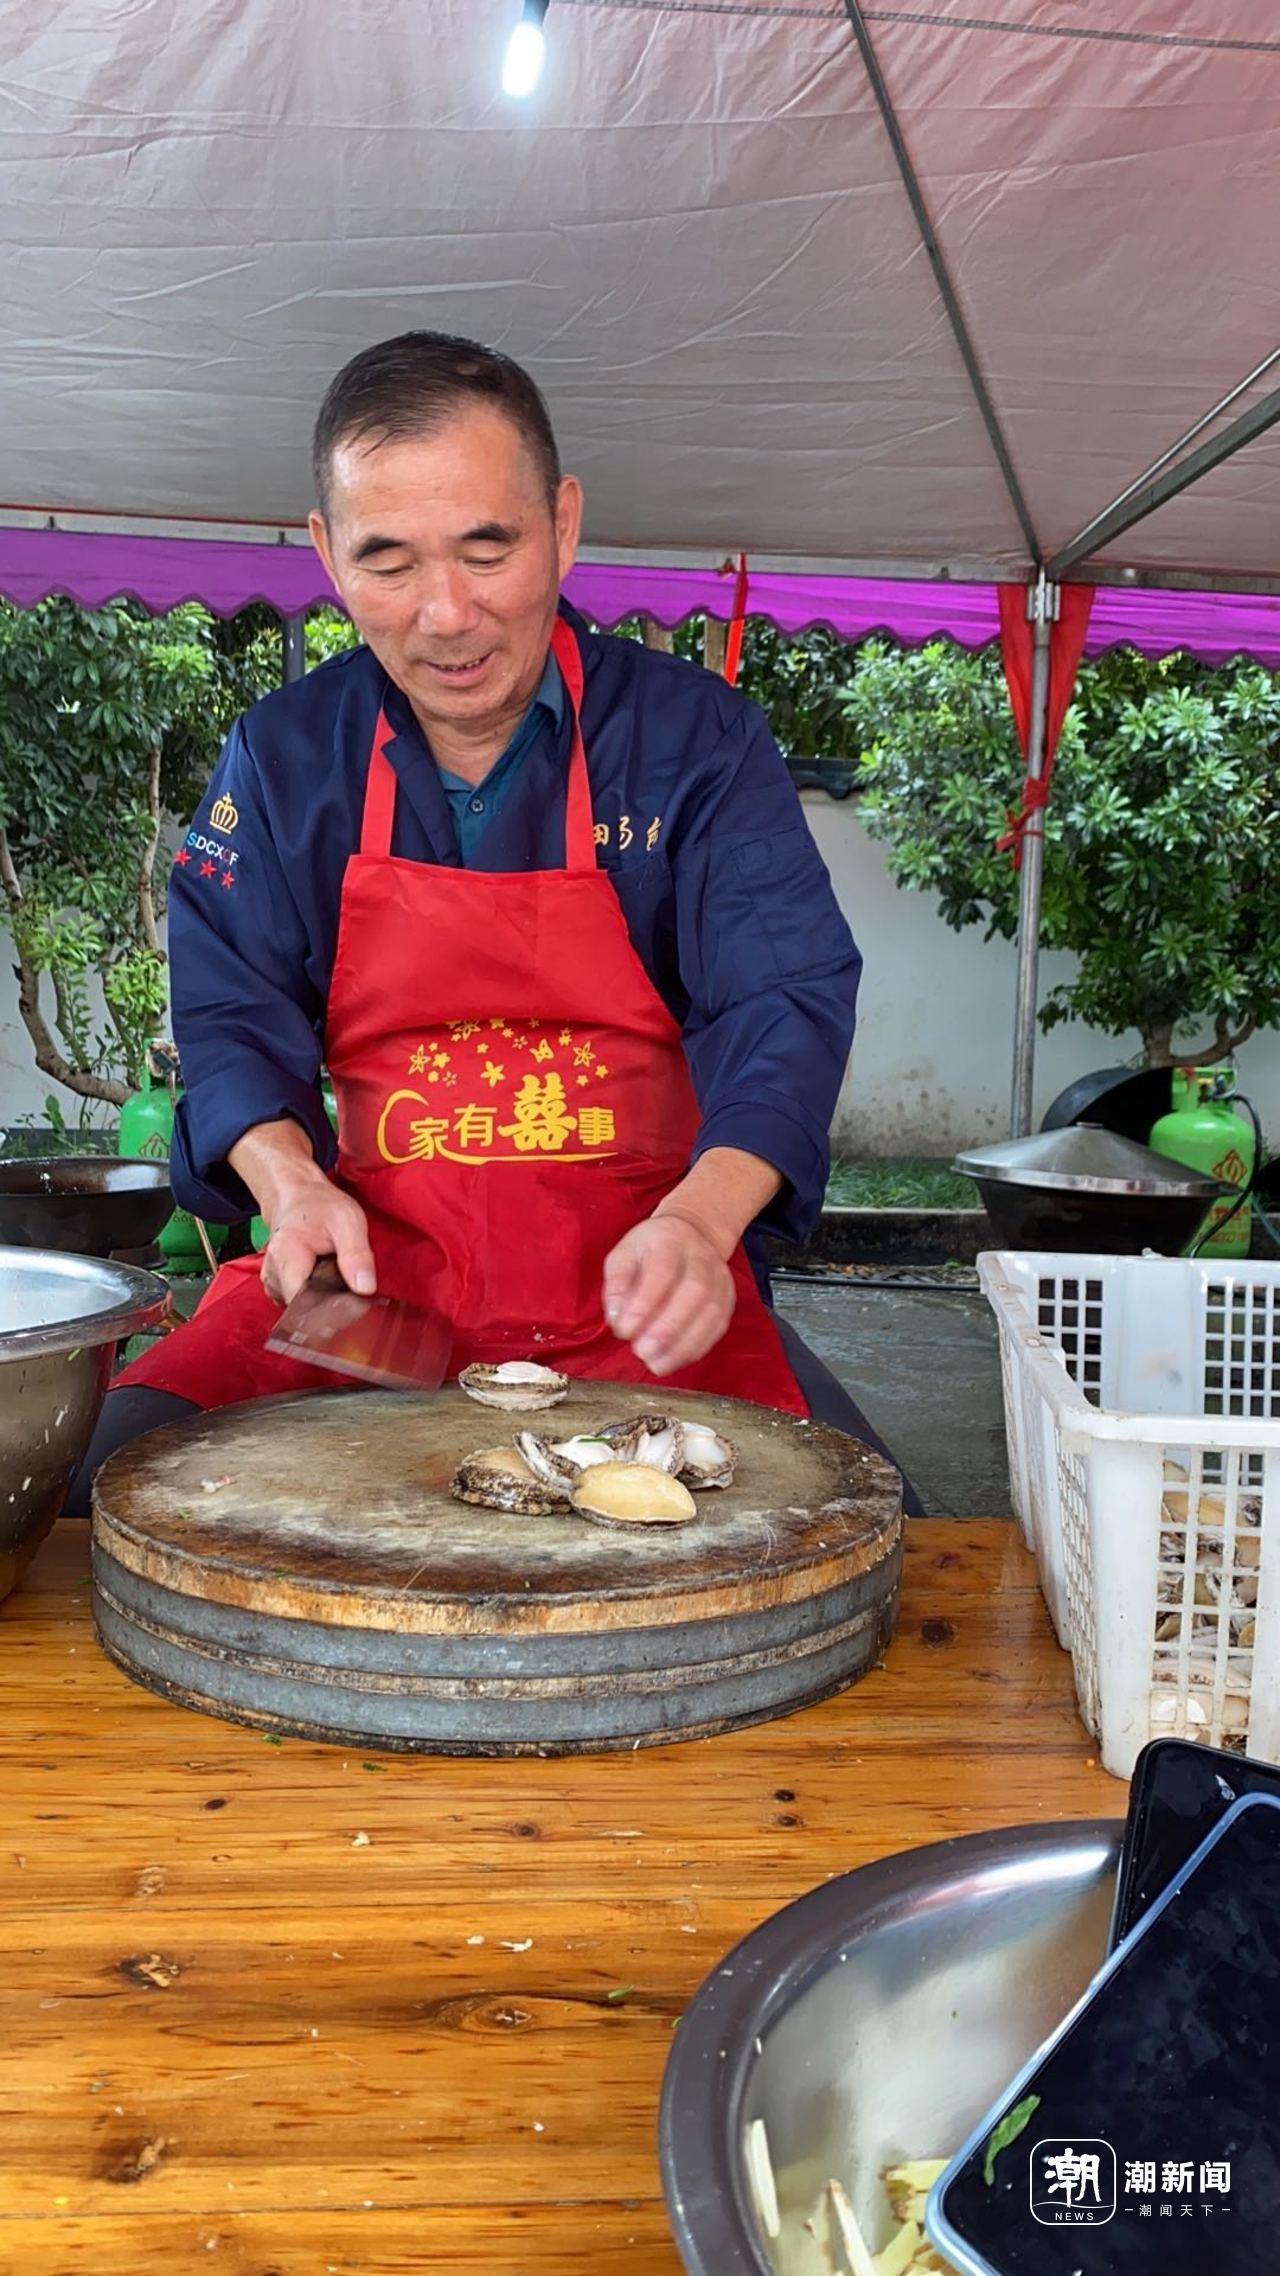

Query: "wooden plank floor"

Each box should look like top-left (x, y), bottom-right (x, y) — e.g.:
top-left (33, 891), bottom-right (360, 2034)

top-left (0, 1519), bottom-right (1122, 2273)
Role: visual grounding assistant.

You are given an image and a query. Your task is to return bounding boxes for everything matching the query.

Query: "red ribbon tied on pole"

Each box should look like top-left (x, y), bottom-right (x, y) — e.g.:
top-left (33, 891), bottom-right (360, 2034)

top-left (995, 583), bottom-right (1093, 869)
top-left (722, 552), bottom-right (749, 688)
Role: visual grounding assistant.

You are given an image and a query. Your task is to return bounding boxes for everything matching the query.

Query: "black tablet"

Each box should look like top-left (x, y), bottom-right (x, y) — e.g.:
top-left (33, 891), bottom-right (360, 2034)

top-left (1110, 1735), bottom-right (1280, 1950)
top-left (926, 1791), bottom-right (1280, 2275)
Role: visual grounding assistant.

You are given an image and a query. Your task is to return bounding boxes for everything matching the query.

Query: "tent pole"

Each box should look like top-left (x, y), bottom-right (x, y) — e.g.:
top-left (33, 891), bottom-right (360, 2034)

top-left (1009, 592), bottom-right (1054, 1138)
top-left (281, 612), bottom-right (306, 683)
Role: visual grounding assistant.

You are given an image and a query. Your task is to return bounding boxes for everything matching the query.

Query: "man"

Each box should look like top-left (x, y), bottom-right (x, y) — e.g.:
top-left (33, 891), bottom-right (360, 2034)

top-left (70, 332), bottom-right (911, 1506)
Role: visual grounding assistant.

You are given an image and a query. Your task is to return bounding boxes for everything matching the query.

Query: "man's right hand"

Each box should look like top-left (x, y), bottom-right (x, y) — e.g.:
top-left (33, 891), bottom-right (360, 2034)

top-left (228, 1117), bottom-right (377, 1307)
top-left (261, 1181), bottom-right (377, 1307)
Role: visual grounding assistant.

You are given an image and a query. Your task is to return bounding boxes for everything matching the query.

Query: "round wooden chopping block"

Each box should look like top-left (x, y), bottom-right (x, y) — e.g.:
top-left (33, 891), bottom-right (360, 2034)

top-left (91, 1383), bottom-right (902, 1754)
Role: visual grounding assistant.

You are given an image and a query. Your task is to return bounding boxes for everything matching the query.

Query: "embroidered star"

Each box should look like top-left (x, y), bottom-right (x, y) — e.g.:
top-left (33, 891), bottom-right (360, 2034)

top-left (199, 860), bottom-right (216, 879)
top-left (481, 1062), bottom-right (505, 1088)
top-left (476, 1041), bottom-right (489, 1055)
top-left (595, 1064), bottom-right (610, 1079)
top-left (576, 1075), bottom-right (589, 1088)
top-left (219, 870), bottom-right (235, 888)
top-left (174, 848), bottom-right (191, 867)
top-left (558, 1030), bottom-right (573, 1047)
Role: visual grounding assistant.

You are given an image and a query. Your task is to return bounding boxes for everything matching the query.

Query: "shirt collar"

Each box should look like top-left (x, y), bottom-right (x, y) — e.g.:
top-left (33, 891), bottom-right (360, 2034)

top-left (531, 647), bottom-right (565, 731)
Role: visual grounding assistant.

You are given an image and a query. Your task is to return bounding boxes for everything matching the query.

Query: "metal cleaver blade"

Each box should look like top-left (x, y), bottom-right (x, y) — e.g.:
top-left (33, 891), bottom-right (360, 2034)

top-left (265, 1260), bottom-right (452, 1394)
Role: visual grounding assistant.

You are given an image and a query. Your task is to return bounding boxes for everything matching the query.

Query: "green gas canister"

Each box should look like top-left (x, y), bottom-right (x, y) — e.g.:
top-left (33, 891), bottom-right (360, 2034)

top-left (1149, 1064), bottom-right (1256, 1258)
top-left (117, 1058), bottom-right (173, 1165)
top-left (118, 1055), bottom-right (225, 1273)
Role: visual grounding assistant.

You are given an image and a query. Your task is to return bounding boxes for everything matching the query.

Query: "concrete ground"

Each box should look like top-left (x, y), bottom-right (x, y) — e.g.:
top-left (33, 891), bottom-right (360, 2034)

top-left (774, 1279), bottom-right (1011, 1518)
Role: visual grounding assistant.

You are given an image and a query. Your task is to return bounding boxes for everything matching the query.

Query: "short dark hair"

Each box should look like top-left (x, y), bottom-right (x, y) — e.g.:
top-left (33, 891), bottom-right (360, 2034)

top-left (312, 331), bottom-right (561, 520)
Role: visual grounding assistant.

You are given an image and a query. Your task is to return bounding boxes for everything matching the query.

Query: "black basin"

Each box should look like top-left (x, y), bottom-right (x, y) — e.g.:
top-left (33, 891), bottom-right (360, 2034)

top-left (0, 1157), bottom-right (173, 1257)
top-left (1040, 1062), bottom-right (1173, 1144)
top-left (955, 1127), bottom-right (1228, 1257)
top-left (972, 1178), bottom-right (1214, 1256)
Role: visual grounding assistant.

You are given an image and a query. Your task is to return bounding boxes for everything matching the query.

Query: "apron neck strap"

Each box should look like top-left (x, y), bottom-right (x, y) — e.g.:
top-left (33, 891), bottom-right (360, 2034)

top-left (550, 615), bottom-right (597, 874)
top-left (359, 618), bottom-right (597, 871)
top-left (360, 707), bottom-right (400, 857)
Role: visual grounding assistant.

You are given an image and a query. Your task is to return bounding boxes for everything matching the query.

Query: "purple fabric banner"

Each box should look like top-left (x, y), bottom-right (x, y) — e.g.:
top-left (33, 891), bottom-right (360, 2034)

top-left (1084, 584), bottom-right (1280, 667)
top-left (0, 528), bottom-right (340, 617)
top-left (4, 525), bottom-right (1280, 669)
top-left (565, 562), bottom-right (1007, 647)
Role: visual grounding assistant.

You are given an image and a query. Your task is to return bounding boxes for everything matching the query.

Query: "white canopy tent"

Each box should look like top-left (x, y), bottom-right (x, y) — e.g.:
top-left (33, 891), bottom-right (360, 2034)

top-left (3, 0), bottom-right (1279, 1120)
top-left (5, 0), bottom-right (1280, 576)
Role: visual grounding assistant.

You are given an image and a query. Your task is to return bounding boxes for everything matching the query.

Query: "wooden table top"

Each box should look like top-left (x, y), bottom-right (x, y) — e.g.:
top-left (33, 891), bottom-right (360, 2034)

top-left (1, 1518), bottom-right (1122, 2275)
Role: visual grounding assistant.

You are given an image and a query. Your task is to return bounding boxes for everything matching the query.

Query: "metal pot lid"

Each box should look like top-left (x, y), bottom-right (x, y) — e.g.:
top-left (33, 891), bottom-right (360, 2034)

top-left (953, 1123), bottom-right (1228, 1198)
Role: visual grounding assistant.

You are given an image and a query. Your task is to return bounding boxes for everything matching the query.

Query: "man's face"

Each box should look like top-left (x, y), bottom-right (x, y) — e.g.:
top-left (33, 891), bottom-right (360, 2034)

top-left (310, 404), bottom-right (581, 737)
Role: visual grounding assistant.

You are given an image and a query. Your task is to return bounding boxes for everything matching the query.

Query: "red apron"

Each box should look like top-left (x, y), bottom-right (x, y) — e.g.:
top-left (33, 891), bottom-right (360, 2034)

top-left (117, 618), bottom-right (808, 1415)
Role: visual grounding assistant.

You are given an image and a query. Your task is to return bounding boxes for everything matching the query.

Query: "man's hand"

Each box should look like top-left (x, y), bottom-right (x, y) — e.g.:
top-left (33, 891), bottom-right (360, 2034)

top-left (603, 1212), bottom-right (735, 1377)
top-left (228, 1117), bottom-right (377, 1307)
top-left (602, 1147), bottom-right (785, 1378)
top-left (260, 1181), bottom-right (377, 1308)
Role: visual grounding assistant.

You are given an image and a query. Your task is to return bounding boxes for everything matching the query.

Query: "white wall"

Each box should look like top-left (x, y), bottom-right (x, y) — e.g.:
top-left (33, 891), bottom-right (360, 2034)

top-left (4, 802), bottom-right (1280, 1155)
top-left (801, 796), bottom-right (1280, 1158)
top-left (0, 963), bottom-right (118, 1137)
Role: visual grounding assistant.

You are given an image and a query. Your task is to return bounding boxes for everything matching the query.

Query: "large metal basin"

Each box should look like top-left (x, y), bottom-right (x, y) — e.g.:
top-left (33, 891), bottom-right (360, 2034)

top-left (661, 1820), bottom-right (1121, 2273)
top-left (0, 1248), bottom-right (169, 1599)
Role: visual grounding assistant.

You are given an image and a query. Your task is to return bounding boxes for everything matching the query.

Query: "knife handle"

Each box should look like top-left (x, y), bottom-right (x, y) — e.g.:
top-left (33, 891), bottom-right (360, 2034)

top-left (307, 1256), bottom-right (351, 1295)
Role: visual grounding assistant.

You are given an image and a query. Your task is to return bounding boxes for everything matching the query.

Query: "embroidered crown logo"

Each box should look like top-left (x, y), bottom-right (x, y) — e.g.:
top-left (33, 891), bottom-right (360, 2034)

top-left (210, 794), bottom-right (239, 834)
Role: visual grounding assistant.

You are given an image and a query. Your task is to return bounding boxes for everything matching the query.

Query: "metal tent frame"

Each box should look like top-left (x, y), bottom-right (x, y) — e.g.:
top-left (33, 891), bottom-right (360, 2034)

top-left (841, 1), bottom-right (1280, 1135)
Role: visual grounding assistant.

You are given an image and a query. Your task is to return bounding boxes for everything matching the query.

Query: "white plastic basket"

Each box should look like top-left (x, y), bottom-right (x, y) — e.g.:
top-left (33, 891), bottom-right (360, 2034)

top-left (979, 1249), bottom-right (1280, 1780)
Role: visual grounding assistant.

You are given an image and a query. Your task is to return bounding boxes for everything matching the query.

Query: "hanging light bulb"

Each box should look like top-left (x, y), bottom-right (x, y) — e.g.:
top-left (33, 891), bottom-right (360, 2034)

top-left (502, 1), bottom-right (548, 99)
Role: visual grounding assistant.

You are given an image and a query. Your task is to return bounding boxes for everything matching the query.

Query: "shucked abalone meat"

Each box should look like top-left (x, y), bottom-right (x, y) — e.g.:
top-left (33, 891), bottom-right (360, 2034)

top-left (451, 1405), bottom-right (738, 1520)
top-left (571, 1461), bottom-right (698, 1528)
top-left (458, 1360), bottom-right (571, 1412)
top-left (451, 1444), bottom-right (559, 1515)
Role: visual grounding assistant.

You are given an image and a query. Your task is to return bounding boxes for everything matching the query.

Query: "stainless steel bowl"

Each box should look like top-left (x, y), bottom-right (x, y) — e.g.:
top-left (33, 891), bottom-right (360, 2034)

top-left (0, 1247), bottom-right (169, 1599)
top-left (661, 1820), bottom-right (1121, 2274)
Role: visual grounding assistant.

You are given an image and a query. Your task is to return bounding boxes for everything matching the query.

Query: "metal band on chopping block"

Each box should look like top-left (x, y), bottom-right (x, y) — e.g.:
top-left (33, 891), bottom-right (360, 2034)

top-left (91, 1384), bottom-right (902, 1754)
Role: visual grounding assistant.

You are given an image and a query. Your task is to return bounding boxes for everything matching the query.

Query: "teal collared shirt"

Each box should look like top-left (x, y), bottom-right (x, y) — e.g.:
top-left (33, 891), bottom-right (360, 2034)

top-left (435, 651), bottom-right (565, 864)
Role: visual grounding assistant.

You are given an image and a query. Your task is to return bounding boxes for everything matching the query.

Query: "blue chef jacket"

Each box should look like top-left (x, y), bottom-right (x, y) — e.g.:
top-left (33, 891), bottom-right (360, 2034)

top-left (168, 603), bottom-right (861, 1250)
